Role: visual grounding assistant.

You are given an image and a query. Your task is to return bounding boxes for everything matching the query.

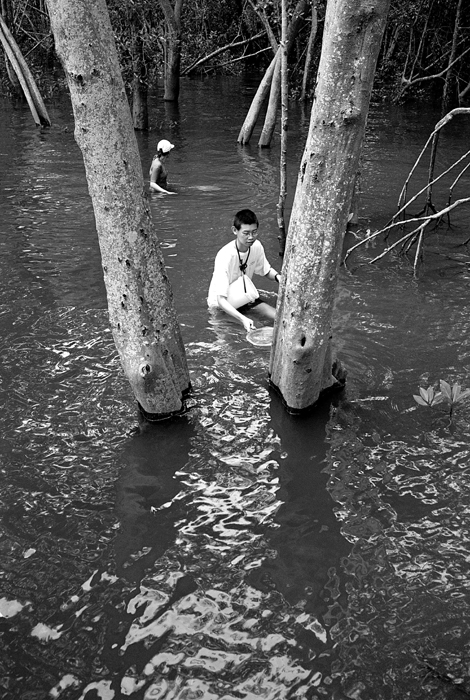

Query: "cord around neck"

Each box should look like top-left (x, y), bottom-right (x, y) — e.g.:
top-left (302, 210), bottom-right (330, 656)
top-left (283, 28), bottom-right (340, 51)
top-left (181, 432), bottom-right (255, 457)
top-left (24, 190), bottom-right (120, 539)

top-left (236, 241), bottom-right (250, 273)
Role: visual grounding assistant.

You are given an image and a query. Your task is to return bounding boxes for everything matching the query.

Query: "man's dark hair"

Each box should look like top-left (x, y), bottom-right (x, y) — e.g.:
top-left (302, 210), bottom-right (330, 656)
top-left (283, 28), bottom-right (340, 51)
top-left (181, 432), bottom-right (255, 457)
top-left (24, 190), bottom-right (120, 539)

top-left (233, 209), bottom-right (258, 230)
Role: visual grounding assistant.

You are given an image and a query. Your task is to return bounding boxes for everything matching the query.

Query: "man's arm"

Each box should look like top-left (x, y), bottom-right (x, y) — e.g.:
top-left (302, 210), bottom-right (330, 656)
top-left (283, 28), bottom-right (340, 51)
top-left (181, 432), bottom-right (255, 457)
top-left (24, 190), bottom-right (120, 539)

top-left (265, 267), bottom-right (281, 283)
top-left (217, 295), bottom-right (255, 332)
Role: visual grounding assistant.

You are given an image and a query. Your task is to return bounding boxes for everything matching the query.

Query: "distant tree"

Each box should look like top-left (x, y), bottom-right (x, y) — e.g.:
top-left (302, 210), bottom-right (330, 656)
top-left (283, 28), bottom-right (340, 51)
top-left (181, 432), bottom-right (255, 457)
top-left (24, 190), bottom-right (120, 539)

top-left (158, 0), bottom-right (183, 101)
top-left (45, 0), bottom-right (191, 418)
top-left (393, 0), bottom-right (470, 109)
top-left (238, 0), bottom-right (311, 146)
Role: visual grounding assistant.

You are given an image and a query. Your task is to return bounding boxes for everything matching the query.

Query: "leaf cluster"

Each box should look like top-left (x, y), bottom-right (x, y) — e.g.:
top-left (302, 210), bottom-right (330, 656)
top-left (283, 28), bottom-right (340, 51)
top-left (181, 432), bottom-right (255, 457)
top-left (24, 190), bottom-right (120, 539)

top-left (413, 380), bottom-right (470, 408)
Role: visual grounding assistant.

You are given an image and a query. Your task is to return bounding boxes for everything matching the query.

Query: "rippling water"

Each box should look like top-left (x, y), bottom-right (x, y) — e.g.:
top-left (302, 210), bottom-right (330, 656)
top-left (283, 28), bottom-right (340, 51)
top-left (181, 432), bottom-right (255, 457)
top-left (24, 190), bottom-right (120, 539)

top-left (1, 80), bottom-right (470, 700)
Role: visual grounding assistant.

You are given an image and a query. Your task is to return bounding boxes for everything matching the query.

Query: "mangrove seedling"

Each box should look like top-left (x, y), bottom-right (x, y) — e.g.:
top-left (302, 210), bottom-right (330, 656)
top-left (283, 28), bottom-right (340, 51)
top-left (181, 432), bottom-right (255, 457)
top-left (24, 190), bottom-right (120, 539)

top-left (413, 380), bottom-right (470, 419)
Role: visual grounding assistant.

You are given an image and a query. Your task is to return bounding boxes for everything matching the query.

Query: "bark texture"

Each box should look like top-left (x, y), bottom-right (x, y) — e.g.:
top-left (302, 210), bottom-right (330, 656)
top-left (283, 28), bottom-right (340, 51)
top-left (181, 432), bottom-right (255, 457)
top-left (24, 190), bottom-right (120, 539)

top-left (159, 0), bottom-right (183, 102)
top-left (46, 0), bottom-right (190, 417)
top-left (269, 0), bottom-right (390, 412)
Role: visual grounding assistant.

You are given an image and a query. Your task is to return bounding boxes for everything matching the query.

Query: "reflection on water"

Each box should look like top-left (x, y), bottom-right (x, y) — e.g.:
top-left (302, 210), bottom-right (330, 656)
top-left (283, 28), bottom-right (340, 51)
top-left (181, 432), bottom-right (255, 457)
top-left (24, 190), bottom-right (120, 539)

top-left (1, 82), bottom-right (470, 699)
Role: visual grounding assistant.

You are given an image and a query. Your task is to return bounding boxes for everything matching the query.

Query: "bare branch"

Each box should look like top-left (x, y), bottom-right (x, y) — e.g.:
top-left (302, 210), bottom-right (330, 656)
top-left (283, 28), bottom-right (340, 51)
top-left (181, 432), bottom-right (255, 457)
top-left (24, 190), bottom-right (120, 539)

top-left (181, 31), bottom-right (265, 75)
top-left (401, 45), bottom-right (470, 89)
top-left (344, 197), bottom-right (470, 264)
top-left (210, 46), bottom-right (272, 70)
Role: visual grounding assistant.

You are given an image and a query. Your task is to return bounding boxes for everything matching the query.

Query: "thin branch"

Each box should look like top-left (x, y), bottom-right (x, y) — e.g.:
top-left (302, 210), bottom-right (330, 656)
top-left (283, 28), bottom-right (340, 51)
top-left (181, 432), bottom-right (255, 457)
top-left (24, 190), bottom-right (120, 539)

top-left (401, 44), bottom-right (470, 89)
top-left (181, 31), bottom-right (265, 75)
top-left (247, 0), bottom-right (278, 52)
top-left (369, 223), bottom-right (429, 264)
top-left (397, 109), bottom-right (470, 210)
top-left (448, 161), bottom-right (470, 206)
top-left (395, 148), bottom-right (470, 222)
top-left (413, 226), bottom-right (425, 271)
top-left (344, 197), bottom-right (470, 263)
top-left (209, 46), bottom-right (271, 70)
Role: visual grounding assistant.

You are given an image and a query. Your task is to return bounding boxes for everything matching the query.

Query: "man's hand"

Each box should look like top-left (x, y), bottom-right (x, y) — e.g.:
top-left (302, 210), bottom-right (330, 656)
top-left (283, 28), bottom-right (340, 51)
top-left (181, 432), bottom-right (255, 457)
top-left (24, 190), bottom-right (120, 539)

top-left (242, 317), bottom-right (255, 332)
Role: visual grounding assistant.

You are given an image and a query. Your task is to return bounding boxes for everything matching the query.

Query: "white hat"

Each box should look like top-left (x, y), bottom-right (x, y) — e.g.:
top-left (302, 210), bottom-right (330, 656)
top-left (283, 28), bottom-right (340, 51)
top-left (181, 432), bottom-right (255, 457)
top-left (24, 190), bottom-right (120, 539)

top-left (157, 139), bottom-right (175, 153)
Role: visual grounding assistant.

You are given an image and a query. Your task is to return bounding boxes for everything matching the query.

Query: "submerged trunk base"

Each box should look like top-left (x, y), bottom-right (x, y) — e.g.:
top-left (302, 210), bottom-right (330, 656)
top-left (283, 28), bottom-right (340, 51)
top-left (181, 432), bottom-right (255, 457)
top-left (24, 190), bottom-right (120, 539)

top-left (137, 385), bottom-right (192, 423)
top-left (268, 361), bottom-right (347, 415)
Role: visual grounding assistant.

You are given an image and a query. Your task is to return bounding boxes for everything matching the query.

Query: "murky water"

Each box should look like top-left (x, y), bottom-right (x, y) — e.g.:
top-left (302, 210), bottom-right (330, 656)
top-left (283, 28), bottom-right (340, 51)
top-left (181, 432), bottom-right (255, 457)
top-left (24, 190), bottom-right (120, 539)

top-left (1, 78), bottom-right (470, 700)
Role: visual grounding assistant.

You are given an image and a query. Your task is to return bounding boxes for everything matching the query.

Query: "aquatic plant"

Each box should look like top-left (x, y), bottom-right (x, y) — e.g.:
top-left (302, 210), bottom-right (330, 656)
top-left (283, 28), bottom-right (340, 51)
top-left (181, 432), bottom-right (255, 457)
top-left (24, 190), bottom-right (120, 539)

top-left (413, 380), bottom-right (470, 418)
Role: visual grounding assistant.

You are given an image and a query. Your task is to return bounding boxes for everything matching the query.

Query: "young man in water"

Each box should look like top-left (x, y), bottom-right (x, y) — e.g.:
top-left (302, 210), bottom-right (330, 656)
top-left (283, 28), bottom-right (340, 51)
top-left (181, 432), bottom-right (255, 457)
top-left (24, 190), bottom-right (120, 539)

top-left (207, 209), bottom-right (281, 332)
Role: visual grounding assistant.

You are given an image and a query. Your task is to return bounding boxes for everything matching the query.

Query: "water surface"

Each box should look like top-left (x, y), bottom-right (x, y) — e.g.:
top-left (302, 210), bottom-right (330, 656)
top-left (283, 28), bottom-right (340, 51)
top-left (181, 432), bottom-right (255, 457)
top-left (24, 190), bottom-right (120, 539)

top-left (1, 79), bottom-right (470, 700)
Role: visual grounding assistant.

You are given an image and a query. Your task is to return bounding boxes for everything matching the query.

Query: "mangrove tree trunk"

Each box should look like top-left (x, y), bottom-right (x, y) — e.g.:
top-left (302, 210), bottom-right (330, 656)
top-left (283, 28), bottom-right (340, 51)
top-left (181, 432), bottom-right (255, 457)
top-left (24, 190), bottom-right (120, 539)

top-left (269, 0), bottom-right (390, 412)
top-left (46, 0), bottom-right (190, 418)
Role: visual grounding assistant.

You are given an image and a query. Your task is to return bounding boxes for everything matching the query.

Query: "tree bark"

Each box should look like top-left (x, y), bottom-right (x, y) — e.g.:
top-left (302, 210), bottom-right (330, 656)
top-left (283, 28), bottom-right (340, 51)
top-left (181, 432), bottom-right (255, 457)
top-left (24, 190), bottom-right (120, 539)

top-left (46, 0), bottom-right (190, 418)
top-left (269, 0), bottom-right (391, 413)
top-left (158, 0), bottom-right (183, 102)
top-left (238, 50), bottom-right (279, 144)
top-left (0, 13), bottom-right (51, 125)
top-left (277, 0), bottom-right (288, 254)
top-left (237, 0), bottom-right (309, 145)
top-left (300, 0), bottom-right (318, 101)
top-left (132, 73), bottom-right (149, 130)
top-left (131, 33), bottom-right (148, 130)
top-left (441, 0), bottom-right (463, 113)
top-left (258, 50), bottom-right (281, 147)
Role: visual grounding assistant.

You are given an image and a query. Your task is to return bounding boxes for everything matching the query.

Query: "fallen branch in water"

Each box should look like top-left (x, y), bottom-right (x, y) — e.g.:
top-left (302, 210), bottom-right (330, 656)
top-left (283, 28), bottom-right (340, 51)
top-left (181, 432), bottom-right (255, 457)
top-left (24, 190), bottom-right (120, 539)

top-left (344, 109), bottom-right (470, 271)
top-left (344, 197), bottom-right (470, 269)
top-left (397, 108), bottom-right (470, 219)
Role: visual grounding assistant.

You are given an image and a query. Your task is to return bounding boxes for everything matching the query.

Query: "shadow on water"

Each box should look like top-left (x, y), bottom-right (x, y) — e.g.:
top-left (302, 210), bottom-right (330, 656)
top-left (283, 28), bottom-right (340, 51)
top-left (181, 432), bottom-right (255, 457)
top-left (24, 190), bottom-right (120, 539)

top-left (249, 393), bottom-right (351, 616)
top-left (114, 418), bottom-right (197, 584)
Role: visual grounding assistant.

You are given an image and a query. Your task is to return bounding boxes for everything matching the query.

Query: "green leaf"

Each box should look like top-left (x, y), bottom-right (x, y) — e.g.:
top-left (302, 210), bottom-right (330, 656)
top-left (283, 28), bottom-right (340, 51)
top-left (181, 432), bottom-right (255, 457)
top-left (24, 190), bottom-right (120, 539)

top-left (440, 380), bottom-right (452, 400)
top-left (451, 383), bottom-right (461, 402)
top-left (419, 386), bottom-right (430, 402)
top-left (413, 395), bottom-right (429, 406)
top-left (455, 388), bottom-right (470, 403)
top-left (430, 392), bottom-right (443, 405)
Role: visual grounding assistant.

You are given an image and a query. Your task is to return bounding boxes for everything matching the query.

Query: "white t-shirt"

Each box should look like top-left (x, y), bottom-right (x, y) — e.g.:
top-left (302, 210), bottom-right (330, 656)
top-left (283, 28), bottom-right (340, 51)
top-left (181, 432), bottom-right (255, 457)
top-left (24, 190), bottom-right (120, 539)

top-left (207, 240), bottom-right (271, 307)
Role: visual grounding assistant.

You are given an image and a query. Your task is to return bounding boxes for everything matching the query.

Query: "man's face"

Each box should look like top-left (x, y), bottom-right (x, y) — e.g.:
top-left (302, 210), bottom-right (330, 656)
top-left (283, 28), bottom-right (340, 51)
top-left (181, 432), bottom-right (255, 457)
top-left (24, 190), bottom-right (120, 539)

top-left (233, 223), bottom-right (259, 248)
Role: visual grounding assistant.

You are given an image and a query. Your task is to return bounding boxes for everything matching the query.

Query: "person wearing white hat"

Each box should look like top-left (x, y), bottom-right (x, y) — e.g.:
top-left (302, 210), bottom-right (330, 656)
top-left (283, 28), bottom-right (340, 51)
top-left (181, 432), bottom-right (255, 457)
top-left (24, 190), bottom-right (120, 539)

top-left (149, 139), bottom-right (176, 194)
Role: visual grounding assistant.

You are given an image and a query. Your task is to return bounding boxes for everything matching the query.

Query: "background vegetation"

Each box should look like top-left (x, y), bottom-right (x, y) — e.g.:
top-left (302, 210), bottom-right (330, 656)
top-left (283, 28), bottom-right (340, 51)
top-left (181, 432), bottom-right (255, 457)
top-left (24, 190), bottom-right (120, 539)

top-left (1, 0), bottom-right (469, 111)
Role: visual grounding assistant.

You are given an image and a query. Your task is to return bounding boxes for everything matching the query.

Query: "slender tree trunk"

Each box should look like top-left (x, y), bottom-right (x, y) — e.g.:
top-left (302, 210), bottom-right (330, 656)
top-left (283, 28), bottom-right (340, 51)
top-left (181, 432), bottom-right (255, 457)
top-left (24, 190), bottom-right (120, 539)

top-left (159, 0), bottom-right (183, 102)
top-left (132, 74), bottom-right (148, 130)
top-left (0, 0), bottom-right (18, 90)
top-left (442, 0), bottom-right (463, 113)
top-left (277, 0), bottom-right (288, 254)
top-left (238, 0), bottom-right (309, 145)
top-left (0, 0), bottom-right (13, 27)
top-left (0, 14), bottom-right (51, 125)
top-left (131, 33), bottom-right (148, 129)
top-left (300, 0), bottom-right (318, 101)
top-left (163, 36), bottom-right (181, 101)
top-left (269, 0), bottom-right (391, 413)
top-left (258, 51), bottom-right (281, 147)
top-left (238, 50), bottom-right (279, 144)
top-left (46, 0), bottom-right (190, 418)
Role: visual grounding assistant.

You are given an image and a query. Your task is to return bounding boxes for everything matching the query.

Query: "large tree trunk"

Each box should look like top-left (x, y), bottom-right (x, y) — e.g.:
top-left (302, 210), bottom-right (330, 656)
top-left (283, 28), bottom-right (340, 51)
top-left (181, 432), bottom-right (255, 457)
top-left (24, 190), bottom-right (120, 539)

top-left (269, 0), bottom-right (390, 413)
top-left (46, 0), bottom-right (190, 418)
